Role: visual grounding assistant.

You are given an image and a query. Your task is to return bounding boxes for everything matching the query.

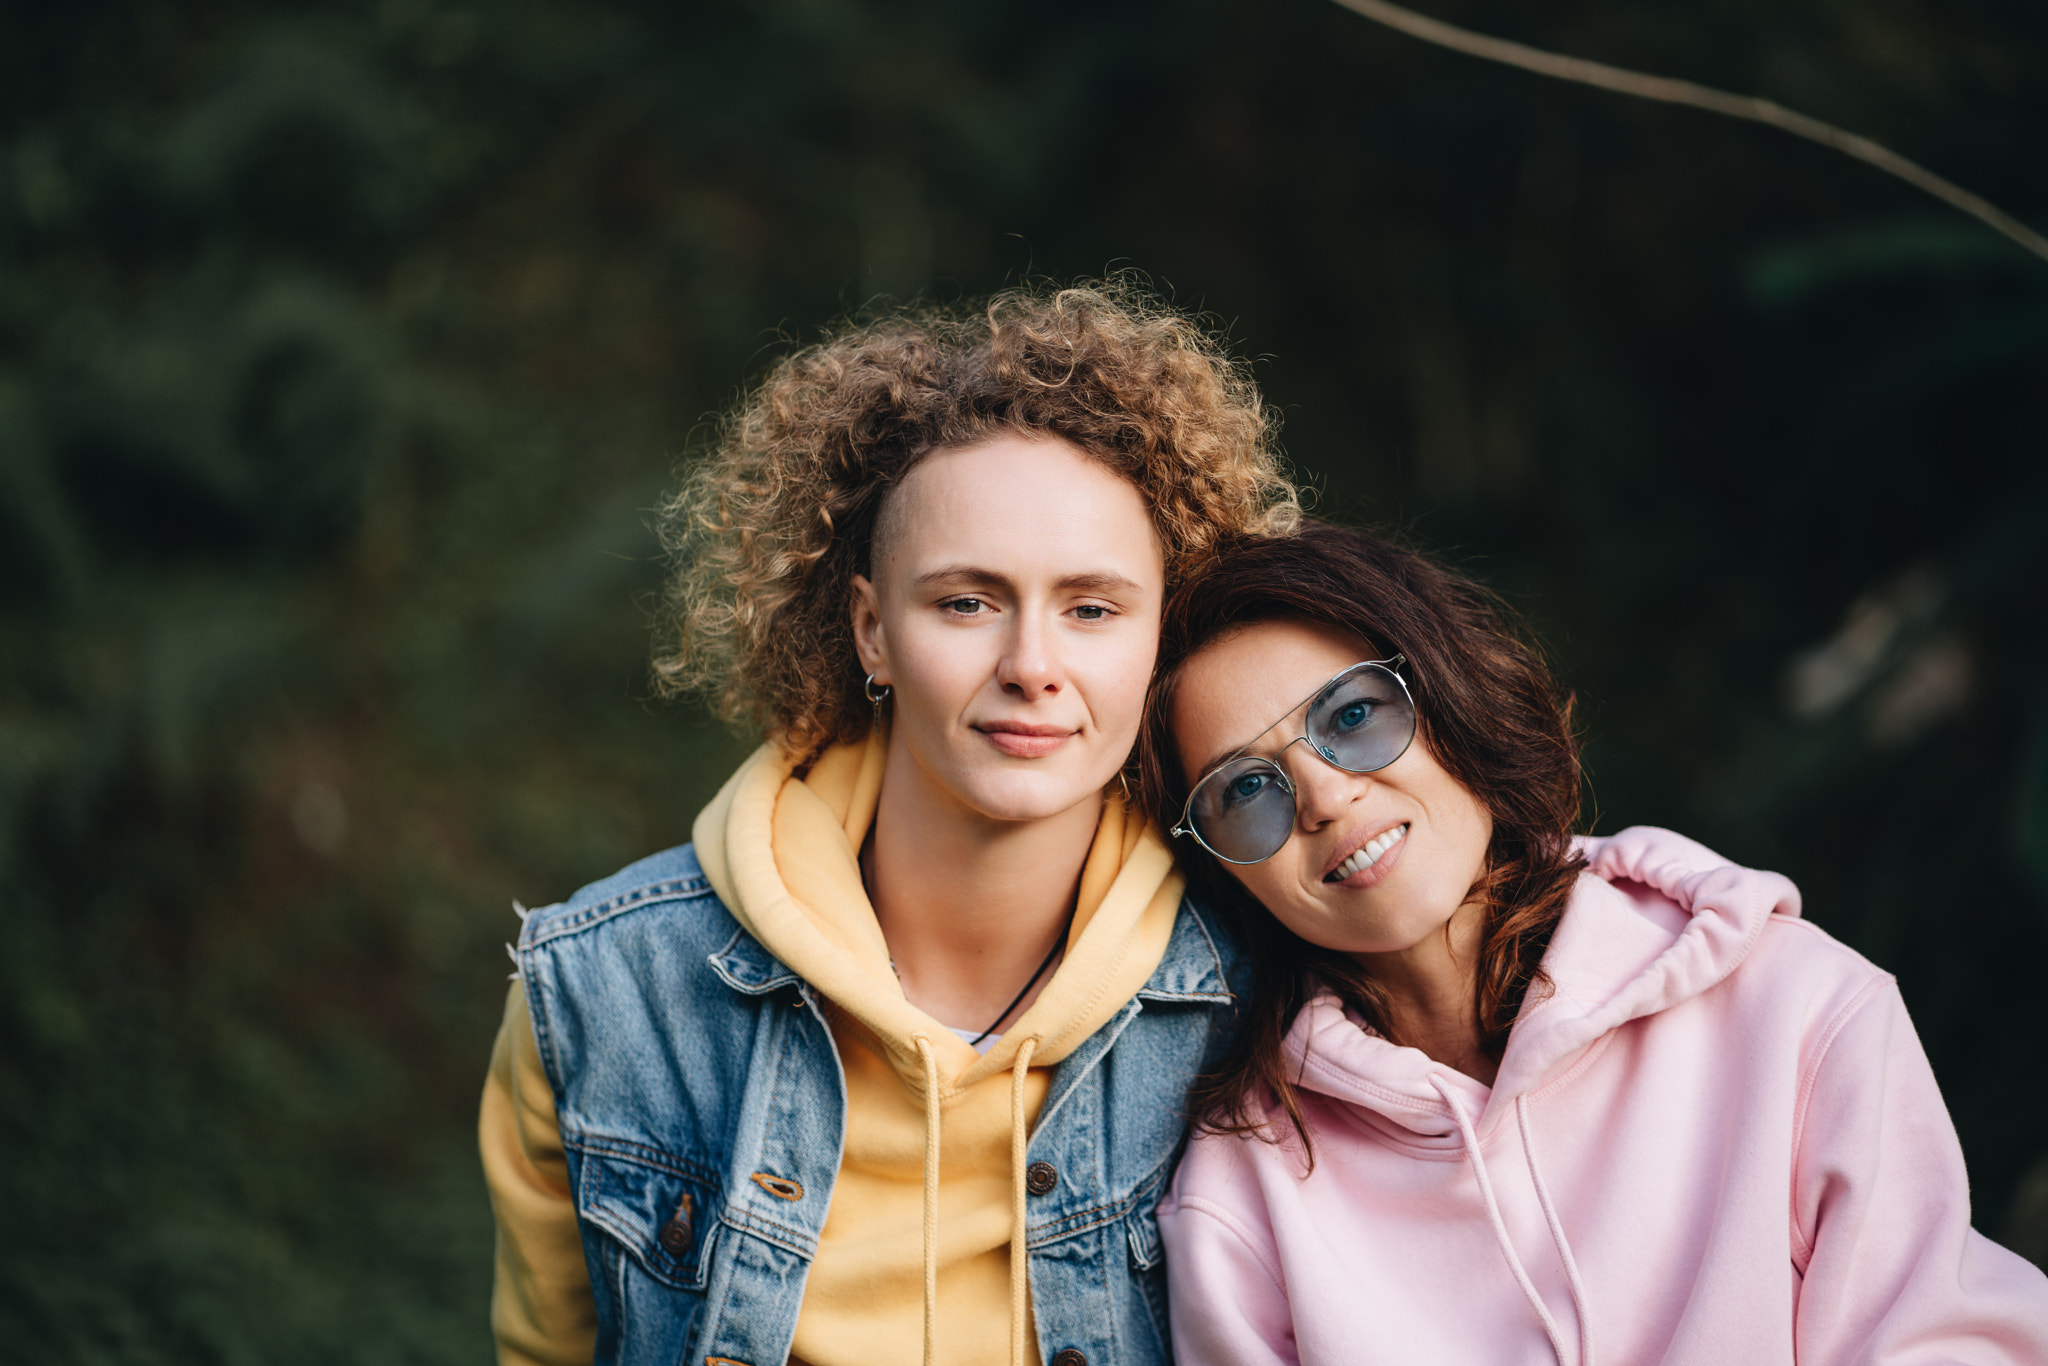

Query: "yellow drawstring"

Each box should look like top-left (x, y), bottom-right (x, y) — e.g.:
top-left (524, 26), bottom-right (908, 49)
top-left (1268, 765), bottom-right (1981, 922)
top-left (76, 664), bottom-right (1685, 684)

top-left (1008, 1037), bottom-right (1039, 1366)
top-left (911, 1032), bottom-right (1041, 1366)
top-left (914, 1036), bottom-right (942, 1366)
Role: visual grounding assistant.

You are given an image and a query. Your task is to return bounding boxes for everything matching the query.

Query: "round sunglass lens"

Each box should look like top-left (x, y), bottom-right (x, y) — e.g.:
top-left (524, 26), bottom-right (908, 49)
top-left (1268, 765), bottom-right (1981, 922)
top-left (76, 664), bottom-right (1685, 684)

top-left (1190, 757), bottom-right (1295, 863)
top-left (1309, 666), bottom-right (1415, 773)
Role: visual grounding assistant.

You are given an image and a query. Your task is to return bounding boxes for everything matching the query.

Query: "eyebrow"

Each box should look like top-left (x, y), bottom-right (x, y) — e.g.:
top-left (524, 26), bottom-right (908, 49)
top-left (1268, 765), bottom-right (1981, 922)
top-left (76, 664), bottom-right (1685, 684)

top-left (1185, 674), bottom-right (1331, 782)
top-left (911, 565), bottom-right (1146, 595)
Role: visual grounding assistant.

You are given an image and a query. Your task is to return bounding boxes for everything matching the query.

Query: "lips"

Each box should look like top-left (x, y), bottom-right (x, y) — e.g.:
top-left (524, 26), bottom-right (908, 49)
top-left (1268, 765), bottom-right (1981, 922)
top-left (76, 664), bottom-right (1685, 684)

top-left (976, 721), bottom-right (1075, 759)
top-left (1324, 822), bottom-right (1409, 883)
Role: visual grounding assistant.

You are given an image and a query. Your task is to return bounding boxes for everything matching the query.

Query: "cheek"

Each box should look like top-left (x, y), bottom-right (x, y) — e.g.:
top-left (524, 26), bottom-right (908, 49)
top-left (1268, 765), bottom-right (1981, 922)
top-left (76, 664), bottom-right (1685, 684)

top-left (1432, 792), bottom-right (1494, 894)
top-left (1226, 858), bottom-right (1298, 918)
top-left (1079, 637), bottom-right (1159, 732)
top-left (891, 621), bottom-right (987, 699)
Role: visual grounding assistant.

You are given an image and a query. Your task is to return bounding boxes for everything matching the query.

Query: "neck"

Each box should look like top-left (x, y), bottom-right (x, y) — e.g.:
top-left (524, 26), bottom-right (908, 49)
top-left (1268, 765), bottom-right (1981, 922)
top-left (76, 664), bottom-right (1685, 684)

top-left (865, 735), bottom-right (1102, 1036)
top-left (1355, 898), bottom-right (1497, 1086)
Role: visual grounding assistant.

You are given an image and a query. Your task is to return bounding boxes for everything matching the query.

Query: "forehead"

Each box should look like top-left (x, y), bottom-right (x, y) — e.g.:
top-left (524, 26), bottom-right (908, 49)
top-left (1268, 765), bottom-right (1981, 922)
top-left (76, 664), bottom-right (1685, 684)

top-left (874, 435), bottom-right (1162, 580)
top-left (1171, 619), bottom-right (1375, 769)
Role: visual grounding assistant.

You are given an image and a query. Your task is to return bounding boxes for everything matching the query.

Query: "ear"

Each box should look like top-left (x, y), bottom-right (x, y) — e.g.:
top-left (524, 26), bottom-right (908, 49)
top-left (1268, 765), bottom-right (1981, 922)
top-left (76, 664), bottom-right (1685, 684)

top-left (850, 574), bottom-right (888, 683)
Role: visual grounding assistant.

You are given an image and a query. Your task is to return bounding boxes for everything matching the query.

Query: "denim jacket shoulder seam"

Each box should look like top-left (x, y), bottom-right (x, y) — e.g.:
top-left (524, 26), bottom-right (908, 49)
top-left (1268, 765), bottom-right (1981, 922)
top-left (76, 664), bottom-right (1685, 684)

top-left (521, 874), bottom-right (720, 949)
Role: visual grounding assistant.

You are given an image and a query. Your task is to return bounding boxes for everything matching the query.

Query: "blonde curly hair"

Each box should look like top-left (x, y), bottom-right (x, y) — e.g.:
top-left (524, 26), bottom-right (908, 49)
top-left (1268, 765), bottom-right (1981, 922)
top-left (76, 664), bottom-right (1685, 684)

top-left (654, 280), bottom-right (1301, 754)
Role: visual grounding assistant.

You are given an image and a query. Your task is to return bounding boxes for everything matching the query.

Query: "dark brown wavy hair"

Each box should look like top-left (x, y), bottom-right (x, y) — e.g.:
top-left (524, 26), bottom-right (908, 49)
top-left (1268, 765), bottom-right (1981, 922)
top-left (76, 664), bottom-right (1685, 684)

top-left (1137, 520), bottom-right (1584, 1159)
top-left (653, 279), bottom-right (1300, 755)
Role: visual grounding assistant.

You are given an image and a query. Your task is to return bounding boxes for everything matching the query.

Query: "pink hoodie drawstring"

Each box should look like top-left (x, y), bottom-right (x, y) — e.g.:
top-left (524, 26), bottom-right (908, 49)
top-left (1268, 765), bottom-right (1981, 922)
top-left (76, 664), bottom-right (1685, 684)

top-left (1429, 1076), bottom-right (1590, 1366)
top-left (1517, 1094), bottom-right (1594, 1366)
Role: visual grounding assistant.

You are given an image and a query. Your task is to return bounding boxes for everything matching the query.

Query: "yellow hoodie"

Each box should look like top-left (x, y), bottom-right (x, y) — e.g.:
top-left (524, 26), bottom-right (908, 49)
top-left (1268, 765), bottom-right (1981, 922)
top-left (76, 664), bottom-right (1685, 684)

top-left (481, 731), bottom-right (1183, 1366)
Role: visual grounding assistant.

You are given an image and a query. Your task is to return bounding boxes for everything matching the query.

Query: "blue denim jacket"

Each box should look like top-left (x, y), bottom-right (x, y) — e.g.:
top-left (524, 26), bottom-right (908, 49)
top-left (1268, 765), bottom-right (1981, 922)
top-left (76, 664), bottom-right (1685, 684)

top-left (516, 841), bottom-right (1247, 1366)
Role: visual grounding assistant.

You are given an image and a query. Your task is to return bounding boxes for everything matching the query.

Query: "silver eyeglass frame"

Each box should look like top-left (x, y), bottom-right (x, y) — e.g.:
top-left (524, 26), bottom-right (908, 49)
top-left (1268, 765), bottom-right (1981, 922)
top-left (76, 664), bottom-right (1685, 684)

top-left (1169, 655), bottom-right (1413, 866)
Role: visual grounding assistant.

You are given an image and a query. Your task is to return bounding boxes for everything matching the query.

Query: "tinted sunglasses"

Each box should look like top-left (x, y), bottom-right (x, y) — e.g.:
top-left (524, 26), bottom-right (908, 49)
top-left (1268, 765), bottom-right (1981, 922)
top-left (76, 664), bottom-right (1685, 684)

top-left (1170, 656), bottom-right (1415, 865)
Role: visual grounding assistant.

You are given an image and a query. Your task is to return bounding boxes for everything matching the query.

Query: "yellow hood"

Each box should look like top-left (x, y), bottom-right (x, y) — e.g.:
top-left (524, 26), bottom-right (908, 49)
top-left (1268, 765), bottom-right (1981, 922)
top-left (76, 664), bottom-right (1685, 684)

top-left (691, 731), bottom-right (1183, 1092)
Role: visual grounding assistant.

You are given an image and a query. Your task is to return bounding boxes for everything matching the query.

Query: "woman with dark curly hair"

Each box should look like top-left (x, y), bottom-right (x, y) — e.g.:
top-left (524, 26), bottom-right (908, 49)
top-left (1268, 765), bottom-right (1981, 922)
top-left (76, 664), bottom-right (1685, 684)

top-left (479, 282), bottom-right (1297, 1366)
top-left (1140, 520), bottom-right (2048, 1365)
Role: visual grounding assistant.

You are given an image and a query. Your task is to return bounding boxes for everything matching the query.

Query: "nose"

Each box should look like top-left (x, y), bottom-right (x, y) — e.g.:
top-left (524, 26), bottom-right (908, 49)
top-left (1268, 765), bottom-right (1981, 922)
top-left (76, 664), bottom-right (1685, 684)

top-left (1288, 740), bottom-right (1363, 830)
top-left (997, 612), bottom-right (1063, 699)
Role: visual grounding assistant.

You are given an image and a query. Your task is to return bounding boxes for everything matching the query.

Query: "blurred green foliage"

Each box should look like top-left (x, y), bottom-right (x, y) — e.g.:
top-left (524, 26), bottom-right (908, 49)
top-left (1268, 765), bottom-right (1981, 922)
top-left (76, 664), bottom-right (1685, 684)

top-left (1, 0), bottom-right (2044, 1356)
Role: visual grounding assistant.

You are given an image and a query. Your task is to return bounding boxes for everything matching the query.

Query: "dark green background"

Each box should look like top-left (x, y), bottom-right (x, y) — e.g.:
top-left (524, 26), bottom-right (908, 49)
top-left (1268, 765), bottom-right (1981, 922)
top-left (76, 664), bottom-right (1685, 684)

top-left (4, 0), bottom-right (2044, 1358)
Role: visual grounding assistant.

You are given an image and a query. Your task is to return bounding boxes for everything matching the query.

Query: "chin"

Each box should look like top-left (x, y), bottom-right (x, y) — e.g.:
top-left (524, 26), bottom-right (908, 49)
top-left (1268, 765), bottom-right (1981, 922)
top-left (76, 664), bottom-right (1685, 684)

top-left (954, 764), bottom-right (1108, 824)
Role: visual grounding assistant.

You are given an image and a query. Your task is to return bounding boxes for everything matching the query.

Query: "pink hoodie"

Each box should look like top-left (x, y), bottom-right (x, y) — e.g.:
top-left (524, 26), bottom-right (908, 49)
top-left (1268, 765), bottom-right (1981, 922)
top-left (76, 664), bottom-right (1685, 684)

top-left (1160, 826), bottom-right (2048, 1365)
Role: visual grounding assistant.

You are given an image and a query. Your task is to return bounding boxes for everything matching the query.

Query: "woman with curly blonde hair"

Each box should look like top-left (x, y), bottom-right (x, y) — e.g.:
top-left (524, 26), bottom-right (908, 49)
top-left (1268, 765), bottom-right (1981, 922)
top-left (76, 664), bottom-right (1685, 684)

top-left (480, 282), bottom-right (1297, 1366)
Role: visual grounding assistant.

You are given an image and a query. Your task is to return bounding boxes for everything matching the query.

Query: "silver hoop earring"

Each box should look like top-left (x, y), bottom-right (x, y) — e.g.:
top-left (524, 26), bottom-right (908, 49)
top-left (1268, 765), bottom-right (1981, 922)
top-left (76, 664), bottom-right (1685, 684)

top-left (863, 673), bottom-right (892, 705)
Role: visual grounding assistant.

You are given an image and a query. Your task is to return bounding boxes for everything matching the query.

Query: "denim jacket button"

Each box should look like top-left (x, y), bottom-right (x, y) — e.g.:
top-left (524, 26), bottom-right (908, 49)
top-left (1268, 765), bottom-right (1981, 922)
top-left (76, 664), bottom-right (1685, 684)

top-left (1051, 1350), bottom-right (1087, 1366)
top-left (1025, 1161), bottom-right (1058, 1195)
top-left (658, 1214), bottom-right (693, 1256)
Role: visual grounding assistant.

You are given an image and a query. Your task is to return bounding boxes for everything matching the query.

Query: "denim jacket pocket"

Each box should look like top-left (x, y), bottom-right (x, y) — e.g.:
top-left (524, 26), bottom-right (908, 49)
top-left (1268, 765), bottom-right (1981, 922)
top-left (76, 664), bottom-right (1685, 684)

top-left (576, 1143), bottom-right (720, 1292)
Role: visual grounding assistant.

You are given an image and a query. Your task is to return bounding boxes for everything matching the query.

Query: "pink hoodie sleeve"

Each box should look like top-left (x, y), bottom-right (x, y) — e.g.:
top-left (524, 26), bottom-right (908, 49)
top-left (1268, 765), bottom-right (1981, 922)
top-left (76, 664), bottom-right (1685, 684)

top-left (1791, 977), bottom-right (2048, 1364)
top-left (1160, 1178), bottom-right (1299, 1365)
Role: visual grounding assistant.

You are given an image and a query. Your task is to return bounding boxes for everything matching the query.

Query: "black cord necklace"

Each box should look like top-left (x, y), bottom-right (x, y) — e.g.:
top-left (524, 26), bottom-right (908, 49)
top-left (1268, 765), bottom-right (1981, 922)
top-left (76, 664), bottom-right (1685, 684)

top-left (963, 903), bottom-right (1077, 1048)
top-left (862, 833), bottom-right (1076, 1048)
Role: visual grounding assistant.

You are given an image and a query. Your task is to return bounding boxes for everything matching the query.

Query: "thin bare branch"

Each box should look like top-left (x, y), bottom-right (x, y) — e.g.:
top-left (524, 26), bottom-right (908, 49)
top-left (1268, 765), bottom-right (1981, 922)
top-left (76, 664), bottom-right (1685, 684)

top-left (1328, 0), bottom-right (2048, 267)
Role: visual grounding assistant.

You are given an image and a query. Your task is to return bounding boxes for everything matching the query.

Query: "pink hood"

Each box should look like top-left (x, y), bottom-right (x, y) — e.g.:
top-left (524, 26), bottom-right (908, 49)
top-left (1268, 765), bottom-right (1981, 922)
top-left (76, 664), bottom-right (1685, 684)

top-left (1285, 826), bottom-right (1799, 1154)
top-left (1161, 826), bottom-right (2048, 1366)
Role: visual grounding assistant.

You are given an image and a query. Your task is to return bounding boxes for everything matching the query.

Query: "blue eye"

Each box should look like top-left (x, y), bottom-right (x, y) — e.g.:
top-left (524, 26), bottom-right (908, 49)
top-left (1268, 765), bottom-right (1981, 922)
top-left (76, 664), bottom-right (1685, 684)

top-left (1334, 700), bottom-right (1374, 731)
top-left (1223, 771), bottom-right (1269, 807)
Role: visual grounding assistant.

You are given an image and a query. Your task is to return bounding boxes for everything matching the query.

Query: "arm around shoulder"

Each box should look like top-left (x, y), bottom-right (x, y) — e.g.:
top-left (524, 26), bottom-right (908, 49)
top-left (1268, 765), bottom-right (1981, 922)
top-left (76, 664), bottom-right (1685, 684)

top-left (1791, 976), bottom-right (2048, 1364)
top-left (480, 980), bottom-right (598, 1366)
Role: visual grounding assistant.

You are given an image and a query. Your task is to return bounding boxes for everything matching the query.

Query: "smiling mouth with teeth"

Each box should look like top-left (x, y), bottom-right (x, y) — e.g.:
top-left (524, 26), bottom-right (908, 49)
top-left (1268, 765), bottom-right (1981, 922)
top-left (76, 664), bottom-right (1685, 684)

top-left (1325, 823), bottom-right (1409, 882)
